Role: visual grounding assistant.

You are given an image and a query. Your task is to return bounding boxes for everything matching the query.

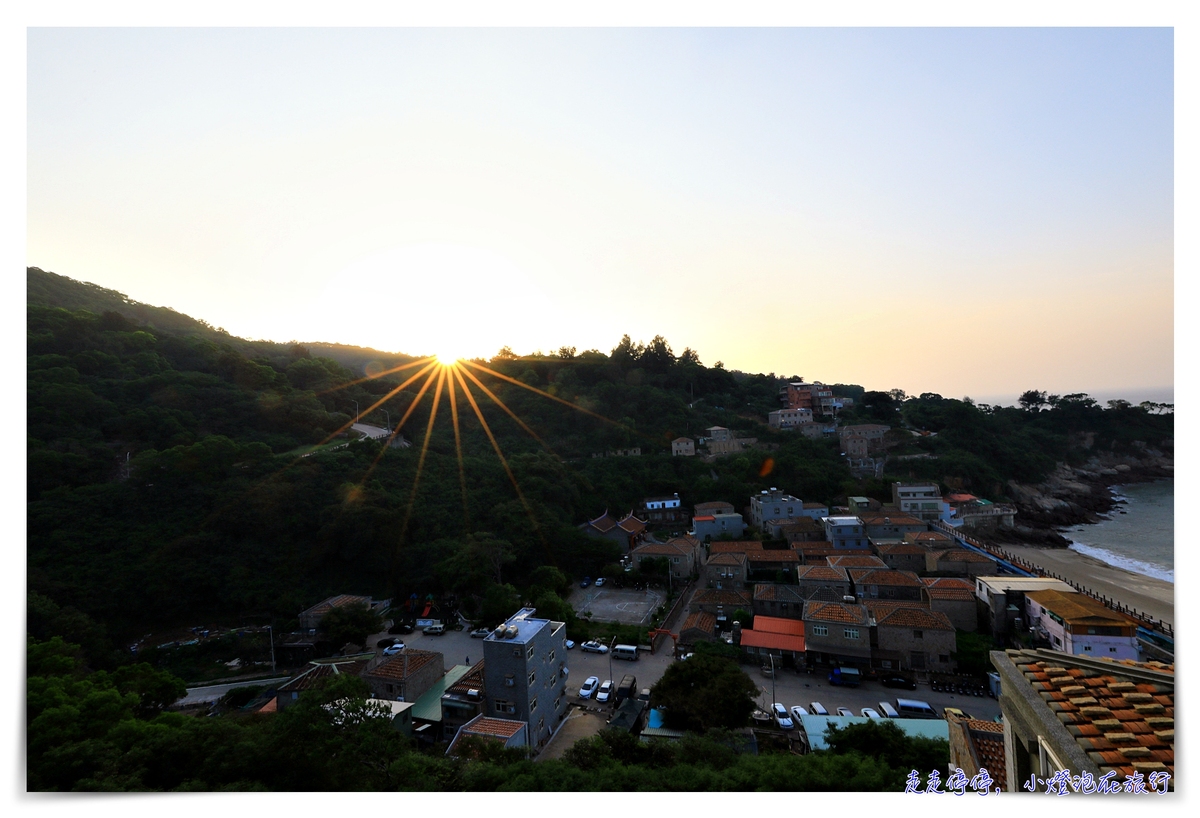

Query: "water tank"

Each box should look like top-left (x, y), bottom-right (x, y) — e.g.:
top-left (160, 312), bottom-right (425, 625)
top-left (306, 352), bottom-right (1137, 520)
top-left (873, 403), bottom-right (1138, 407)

top-left (467, 689), bottom-right (481, 700)
top-left (843, 595), bottom-right (857, 603)
top-left (505, 625), bottom-right (518, 639)
top-left (493, 625), bottom-right (506, 638)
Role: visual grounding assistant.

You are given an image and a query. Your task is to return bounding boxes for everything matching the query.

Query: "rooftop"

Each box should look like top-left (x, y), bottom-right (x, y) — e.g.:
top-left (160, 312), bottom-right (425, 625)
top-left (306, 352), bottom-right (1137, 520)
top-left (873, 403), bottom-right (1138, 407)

top-left (740, 628), bottom-right (805, 653)
top-left (802, 600), bottom-right (870, 626)
top-left (753, 584), bottom-right (808, 603)
top-left (857, 513), bottom-right (926, 526)
top-left (928, 549), bottom-right (998, 564)
top-left (751, 615), bottom-right (805, 636)
top-left (975, 576), bottom-right (1075, 594)
top-left (691, 589), bottom-right (754, 608)
top-left (848, 569), bottom-right (924, 587)
top-left (680, 611), bottom-right (717, 634)
top-left (999, 649), bottom-right (1174, 781)
top-left (411, 664), bottom-right (473, 722)
top-left (483, 607), bottom-right (555, 645)
top-left (826, 555), bottom-right (888, 568)
top-left (872, 605), bottom-right (954, 631)
top-left (363, 649), bottom-right (443, 682)
top-left (795, 566), bottom-right (849, 582)
top-left (1026, 590), bottom-right (1139, 628)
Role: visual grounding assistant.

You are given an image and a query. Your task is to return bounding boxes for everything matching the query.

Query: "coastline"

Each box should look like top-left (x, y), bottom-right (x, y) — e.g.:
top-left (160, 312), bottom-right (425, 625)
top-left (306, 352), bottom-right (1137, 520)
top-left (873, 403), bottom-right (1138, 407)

top-left (994, 542), bottom-right (1174, 626)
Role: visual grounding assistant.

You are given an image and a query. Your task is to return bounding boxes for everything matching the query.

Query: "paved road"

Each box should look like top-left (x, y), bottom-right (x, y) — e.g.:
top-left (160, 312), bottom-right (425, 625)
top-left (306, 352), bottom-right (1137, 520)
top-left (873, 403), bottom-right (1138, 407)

top-left (178, 677), bottom-right (291, 706)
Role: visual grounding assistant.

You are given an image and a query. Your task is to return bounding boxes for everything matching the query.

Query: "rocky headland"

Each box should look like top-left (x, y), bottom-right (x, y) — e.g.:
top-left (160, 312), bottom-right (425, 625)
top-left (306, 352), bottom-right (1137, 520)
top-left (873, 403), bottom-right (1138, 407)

top-left (997, 446), bottom-right (1173, 547)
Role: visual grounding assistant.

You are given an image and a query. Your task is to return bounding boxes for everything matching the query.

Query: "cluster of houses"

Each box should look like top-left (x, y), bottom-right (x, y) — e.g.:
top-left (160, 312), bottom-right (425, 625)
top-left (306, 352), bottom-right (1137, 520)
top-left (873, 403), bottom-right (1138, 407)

top-left (269, 601), bottom-right (571, 758)
top-left (608, 482), bottom-right (1144, 679)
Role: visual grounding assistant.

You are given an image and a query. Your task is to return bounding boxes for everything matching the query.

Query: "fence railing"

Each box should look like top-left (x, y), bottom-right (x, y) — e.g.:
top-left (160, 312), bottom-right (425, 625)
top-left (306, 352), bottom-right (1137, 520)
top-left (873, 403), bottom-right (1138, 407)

top-left (932, 521), bottom-right (1173, 639)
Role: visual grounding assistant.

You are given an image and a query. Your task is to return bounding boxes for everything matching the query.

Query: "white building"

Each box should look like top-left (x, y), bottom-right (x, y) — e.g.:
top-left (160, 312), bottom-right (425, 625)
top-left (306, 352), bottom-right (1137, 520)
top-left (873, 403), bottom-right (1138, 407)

top-left (749, 488), bottom-right (803, 529)
top-left (1025, 590), bottom-right (1140, 661)
top-left (768, 408), bottom-right (814, 429)
top-left (823, 516), bottom-right (869, 550)
top-left (892, 482), bottom-right (952, 523)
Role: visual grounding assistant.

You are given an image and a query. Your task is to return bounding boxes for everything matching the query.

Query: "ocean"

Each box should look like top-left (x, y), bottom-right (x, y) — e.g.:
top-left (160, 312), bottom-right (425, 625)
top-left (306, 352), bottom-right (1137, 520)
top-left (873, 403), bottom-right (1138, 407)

top-left (1063, 479), bottom-right (1173, 583)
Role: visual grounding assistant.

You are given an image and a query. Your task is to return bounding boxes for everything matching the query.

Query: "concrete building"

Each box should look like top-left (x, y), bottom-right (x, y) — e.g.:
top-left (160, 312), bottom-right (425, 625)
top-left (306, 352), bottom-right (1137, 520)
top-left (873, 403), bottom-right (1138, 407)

top-left (639, 493), bottom-right (686, 525)
top-left (839, 424), bottom-right (890, 458)
top-left (671, 437), bottom-right (695, 457)
top-left (693, 512), bottom-right (745, 541)
top-left (990, 648), bottom-right (1174, 791)
top-left (1025, 590), bottom-right (1140, 660)
top-left (892, 482), bottom-right (951, 523)
top-left (872, 541), bottom-right (929, 574)
top-left (823, 516), bottom-right (869, 550)
top-left (705, 426), bottom-right (732, 442)
top-left (871, 604), bottom-right (956, 675)
top-left (446, 714), bottom-right (529, 757)
top-left (779, 381), bottom-right (835, 415)
top-left (749, 488), bottom-right (804, 529)
top-left (481, 607), bottom-right (570, 750)
top-left (439, 661), bottom-right (487, 742)
top-left (276, 657), bottom-right (371, 710)
top-left (739, 615), bottom-right (806, 667)
top-left (768, 408), bottom-right (814, 429)
top-left (802, 600), bottom-right (872, 669)
top-left (974, 576), bottom-right (1075, 640)
top-left (694, 500), bottom-right (735, 517)
top-left (766, 516), bottom-right (825, 543)
top-left (857, 512), bottom-right (928, 540)
top-left (925, 548), bottom-right (998, 577)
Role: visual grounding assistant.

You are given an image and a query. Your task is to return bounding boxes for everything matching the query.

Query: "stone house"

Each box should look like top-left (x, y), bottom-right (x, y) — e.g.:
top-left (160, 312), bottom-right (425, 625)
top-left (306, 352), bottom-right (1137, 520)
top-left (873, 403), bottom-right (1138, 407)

top-left (872, 541), bottom-right (929, 574)
top-left (690, 589), bottom-right (754, 626)
top-left (921, 577), bottom-right (978, 632)
top-left (826, 555), bottom-right (888, 570)
top-left (802, 601), bottom-right (872, 669)
top-left (671, 437), bottom-right (695, 457)
top-left (751, 584), bottom-right (808, 620)
top-left (839, 424), bottom-right (890, 458)
top-left (298, 594), bottom-right (390, 632)
top-left (871, 603), bottom-right (957, 674)
top-left (857, 512), bottom-right (928, 540)
top-left (704, 552), bottom-right (747, 589)
top-left (794, 565), bottom-right (852, 602)
top-left (926, 548), bottom-right (998, 577)
top-left (849, 569), bottom-right (925, 602)
top-left (276, 657), bottom-right (371, 710)
top-left (694, 500), bottom-right (735, 517)
top-left (678, 611), bottom-right (718, 647)
top-left (632, 537), bottom-right (700, 580)
top-left (361, 649), bottom-right (446, 703)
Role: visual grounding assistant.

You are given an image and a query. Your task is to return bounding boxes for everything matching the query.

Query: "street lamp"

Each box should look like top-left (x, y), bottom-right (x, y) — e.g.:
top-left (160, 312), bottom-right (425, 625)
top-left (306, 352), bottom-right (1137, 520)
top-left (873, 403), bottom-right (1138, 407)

top-left (608, 635), bottom-right (616, 698)
top-left (268, 624), bottom-right (276, 674)
top-left (770, 653), bottom-right (776, 709)
top-left (352, 400), bottom-right (359, 424)
top-left (383, 409), bottom-right (390, 431)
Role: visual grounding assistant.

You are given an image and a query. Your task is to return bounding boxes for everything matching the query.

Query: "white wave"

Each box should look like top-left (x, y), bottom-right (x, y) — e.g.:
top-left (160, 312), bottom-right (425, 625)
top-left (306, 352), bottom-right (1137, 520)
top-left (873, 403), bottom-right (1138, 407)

top-left (1068, 541), bottom-right (1174, 583)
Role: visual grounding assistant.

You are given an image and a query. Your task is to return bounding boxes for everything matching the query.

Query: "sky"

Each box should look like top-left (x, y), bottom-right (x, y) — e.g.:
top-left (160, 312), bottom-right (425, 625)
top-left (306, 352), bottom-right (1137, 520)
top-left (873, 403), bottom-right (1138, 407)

top-left (26, 26), bottom-right (1175, 404)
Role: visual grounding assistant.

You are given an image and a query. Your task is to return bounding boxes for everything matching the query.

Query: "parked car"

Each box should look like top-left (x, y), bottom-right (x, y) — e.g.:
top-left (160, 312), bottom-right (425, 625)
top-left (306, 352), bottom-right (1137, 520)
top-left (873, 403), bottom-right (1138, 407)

top-left (581, 641), bottom-right (609, 654)
top-left (861, 708), bottom-right (882, 719)
top-left (944, 707), bottom-right (971, 721)
top-left (565, 640), bottom-right (576, 650)
top-left (596, 680), bottom-right (615, 703)
top-left (594, 577), bottom-right (606, 587)
top-left (828, 667), bottom-right (861, 687)
top-left (809, 702), bottom-right (828, 716)
top-left (388, 622), bottom-right (414, 635)
top-left (836, 707), bottom-right (854, 717)
top-left (760, 664), bottom-right (777, 678)
top-left (790, 705), bottom-right (809, 722)
top-left (377, 638), bottom-right (398, 649)
top-left (382, 642), bottom-right (405, 656)
top-left (880, 674), bottom-right (918, 690)
top-left (679, 652), bottom-right (694, 661)
top-left (470, 627), bottom-right (491, 638)
top-left (422, 624), bottom-right (445, 636)
top-left (772, 703), bottom-right (794, 730)
top-left (580, 577), bottom-right (592, 588)
top-left (578, 676), bottom-right (600, 699)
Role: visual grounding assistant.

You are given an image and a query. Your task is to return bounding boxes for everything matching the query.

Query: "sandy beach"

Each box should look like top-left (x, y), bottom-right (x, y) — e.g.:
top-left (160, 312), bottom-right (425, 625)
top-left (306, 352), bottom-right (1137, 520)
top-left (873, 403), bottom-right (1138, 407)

top-left (997, 543), bottom-right (1174, 626)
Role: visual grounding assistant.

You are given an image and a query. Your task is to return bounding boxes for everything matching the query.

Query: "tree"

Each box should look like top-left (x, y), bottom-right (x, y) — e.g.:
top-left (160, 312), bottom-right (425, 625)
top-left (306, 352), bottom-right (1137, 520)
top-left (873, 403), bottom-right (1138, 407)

top-left (822, 719), bottom-right (949, 779)
top-left (319, 603), bottom-right (383, 649)
top-left (1018, 390), bottom-right (1048, 411)
top-left (649, 653), bottom-right (758, 731)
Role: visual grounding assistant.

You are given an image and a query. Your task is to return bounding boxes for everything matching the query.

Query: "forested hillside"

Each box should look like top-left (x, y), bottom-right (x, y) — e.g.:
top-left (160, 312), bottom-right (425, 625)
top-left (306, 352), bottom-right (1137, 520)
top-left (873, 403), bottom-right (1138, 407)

top-left (27, 267), bottom-right (1172, 644)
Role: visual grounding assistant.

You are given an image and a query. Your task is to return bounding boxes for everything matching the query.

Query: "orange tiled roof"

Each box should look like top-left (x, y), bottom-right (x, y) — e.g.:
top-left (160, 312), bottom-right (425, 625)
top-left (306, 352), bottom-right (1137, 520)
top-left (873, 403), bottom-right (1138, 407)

top-left (905, 532), bottom-right (954, 544)
top-left (709, 541), bottom-right (763, 554)
top-left (278, 659), bottom-right (368, 693)
top-left (796, 565), bottom-right (850, 582)
top-left (849, 569), bottom-right (924, 587)
top-left (363, 649), bottom-right (442, 681)
top-left (803, 600), bottom-right (869, 626)
top-left (875, 543), bottom-right (929, 555)
top-left (468, 717), bottom-right (527, 738)
top-left (617, 512), bottom-right (648, 534)
top-left (692, 589), bottom-right (753, 607)
top-left (586, 511), bottom-right (617, 533)
top-left (446, 660), bottom-right (486, 695)
top-left (857, 513), bottom-right (926, 526)
top-left (633, 541), bottom-right (691, 558)
top-left (707, 552), bottom-right (747, 566)
top-left (827, 555), bottom-right (888, 568)
top-left (873, 605), bottom-right (954, 631)
top-left (752, 615), bottom-right (805, 636)
top-left (681, 611), bottom-right (717, 634)
top-left (923, 577), bottom-right (976, 601)
top-left (753, 584), bottom-right (807, 603)
top-left (865, 600), bottom-right (930, 619)
top-left (1008, 651), bottom-right (1174, 782)
top-left (929, 549), bottom-right (997, 564)
top-left (746, 550), bottom-right (800, 563)
top-left (959, 718), bottom-right (1007, 791)
top-left (740, 629), bottom-right (805, 652)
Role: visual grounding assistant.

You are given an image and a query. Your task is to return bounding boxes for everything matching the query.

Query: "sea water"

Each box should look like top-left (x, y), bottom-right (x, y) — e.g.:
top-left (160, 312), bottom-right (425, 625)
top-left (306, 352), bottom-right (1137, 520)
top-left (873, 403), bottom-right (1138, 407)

top-left (1063, 480), bottom-right (1174, 583)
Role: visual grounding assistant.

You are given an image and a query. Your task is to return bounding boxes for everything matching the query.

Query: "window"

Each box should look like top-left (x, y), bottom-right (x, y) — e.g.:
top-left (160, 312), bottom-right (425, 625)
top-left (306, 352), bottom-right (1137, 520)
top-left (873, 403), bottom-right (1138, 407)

top-left (530, 697), bottom-right (538, 712)
top-left (527, 646), bottom-right (535, 660)
top-left (528, 671), bottom-right (536, 686)
top-left (880, 660), bottom-right (893, 669)
top-left (512, 647), bottom-right (521, 658)
top-left (1110, 647), bottom-right (1118, 653)
top-left (505, 674), bottom-right (515, 687)
top-left (1084, 645), bottom-right (1092, 651)
top-left (844, 628), bottom-right (860, 640)
top-left (494, 700), bottom-right (515, 714)
top-left (548, 649), bottom-right (555, 663)
top-left (554, 698), bottom-right (561, 711)
top-left (913, 630), bottom-right (923, 639)
top-left (813, 625), bottom-right (829, 637)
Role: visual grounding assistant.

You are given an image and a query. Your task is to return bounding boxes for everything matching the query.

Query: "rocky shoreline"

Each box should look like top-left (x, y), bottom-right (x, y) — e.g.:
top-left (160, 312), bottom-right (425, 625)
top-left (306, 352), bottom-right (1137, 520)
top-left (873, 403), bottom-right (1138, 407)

top-left (995, 448), bottom-right (1173, 548)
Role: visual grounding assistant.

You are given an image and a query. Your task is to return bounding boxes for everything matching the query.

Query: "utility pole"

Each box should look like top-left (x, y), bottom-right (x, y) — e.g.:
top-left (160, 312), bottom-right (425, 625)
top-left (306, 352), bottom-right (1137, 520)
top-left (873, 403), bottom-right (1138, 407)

top-left (383, 409), bottom-right (390, 431)
top-left (268, 624), bottom-right (276, 674)
top-left (352, 400), bottom-right (359, 424)
top-left (770, 653), bottom-right (776, 708)
top-left (608, 635), bottom-right (616, 694)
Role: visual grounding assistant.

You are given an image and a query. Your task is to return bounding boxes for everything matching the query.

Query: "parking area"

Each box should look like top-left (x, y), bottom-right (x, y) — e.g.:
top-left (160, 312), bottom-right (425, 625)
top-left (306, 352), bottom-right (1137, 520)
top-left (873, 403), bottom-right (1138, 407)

top-left (568, 586), bottom-right (665, 625)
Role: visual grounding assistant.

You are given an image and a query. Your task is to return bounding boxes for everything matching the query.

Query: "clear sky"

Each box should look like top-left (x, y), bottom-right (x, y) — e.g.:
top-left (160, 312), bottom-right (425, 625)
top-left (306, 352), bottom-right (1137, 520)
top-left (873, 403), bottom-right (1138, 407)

top-left (27, 27), bottom-right (1174, 403)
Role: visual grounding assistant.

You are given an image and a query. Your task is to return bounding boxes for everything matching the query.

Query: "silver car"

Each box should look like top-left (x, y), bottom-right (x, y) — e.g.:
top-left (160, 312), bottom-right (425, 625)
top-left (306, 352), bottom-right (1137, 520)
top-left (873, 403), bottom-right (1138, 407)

top-left (772, 703), bottom-right (794, 730)
top-left (578, 676), bottom-right (600, 699)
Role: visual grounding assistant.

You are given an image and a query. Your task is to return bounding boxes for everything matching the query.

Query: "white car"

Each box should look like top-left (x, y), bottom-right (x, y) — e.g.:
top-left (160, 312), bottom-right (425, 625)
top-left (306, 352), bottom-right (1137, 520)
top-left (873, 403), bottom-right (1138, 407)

top-left (578, 676), bottom-right (600, 699)
top-left (836, 707), bottom-right (854, 717)
top-left (772, 703), bottom-right (794, 730)
top-left (861, 708), bottom-right (882, 719)
top-left (382, 643), bottom-right (405, 656)
top-left (595, 679), bottom-right (614, 703)
top-left (809, 702), bottom-right (828, 716)
top-left (580, 641), bottom-right (609, 654)
top-left (790, 705), bottom-right (808, 722)
top-left (594, 577), bottom-right (606, 587)
top-left (564, 640), bottom-right (576, 650)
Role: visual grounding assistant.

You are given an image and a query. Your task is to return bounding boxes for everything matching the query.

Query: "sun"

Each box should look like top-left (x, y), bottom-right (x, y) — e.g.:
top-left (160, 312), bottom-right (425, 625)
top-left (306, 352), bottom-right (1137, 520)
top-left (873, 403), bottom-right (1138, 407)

top-left (434, 352), bottom-right (463, 367)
